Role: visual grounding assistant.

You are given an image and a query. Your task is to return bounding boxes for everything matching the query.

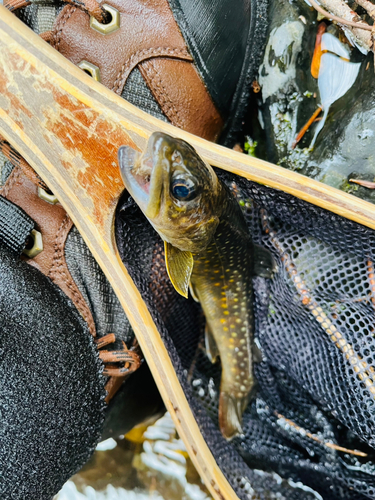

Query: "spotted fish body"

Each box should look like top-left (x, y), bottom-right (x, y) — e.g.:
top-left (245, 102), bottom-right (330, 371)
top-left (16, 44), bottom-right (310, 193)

top-left (118, 132), bottom-right (274, 440)
top-left (190, 188), bottom-right (257, 438)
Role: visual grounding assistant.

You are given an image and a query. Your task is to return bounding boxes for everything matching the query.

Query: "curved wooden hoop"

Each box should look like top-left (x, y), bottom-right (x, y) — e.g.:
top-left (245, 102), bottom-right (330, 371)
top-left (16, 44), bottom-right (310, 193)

top-left (0, 6), bottom-right (375, 500)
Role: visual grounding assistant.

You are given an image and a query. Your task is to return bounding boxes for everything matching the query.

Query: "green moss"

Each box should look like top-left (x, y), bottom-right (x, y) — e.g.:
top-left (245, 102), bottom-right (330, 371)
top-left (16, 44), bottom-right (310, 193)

top-left (341, 181), bottom-right (359, 194)
top-left (244, 137), bottom-right (258, 157)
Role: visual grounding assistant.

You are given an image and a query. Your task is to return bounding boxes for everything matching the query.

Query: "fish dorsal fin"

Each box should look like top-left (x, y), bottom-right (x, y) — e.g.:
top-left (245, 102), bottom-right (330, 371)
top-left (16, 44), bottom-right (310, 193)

top-left (164, 241), bottom-right (193, 299)
top-left (204, 323), bottom-right (220, 363)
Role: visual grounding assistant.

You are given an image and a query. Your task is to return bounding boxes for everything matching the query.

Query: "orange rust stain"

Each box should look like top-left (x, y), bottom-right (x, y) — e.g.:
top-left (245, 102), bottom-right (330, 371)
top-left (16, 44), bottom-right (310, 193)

top-left (39, 82), bottom-right (138, 227)
top-left (5, 48), bottom-right (40, 78)
top-left (0, 53), bottom-right (34, 128)
top-left (311, 22), bottom-right (327, 79)
top-left (0, 47), bottom-right (139, 227)
top-left (7, 52), bottom-right (28, 74)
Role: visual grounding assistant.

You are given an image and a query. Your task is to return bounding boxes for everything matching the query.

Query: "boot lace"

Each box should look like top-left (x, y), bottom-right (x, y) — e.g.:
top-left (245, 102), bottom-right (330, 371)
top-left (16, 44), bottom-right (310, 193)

top-left (4, 0), bottom-right (111, 29)
top-left (96, 333), bottom-right (142, 402)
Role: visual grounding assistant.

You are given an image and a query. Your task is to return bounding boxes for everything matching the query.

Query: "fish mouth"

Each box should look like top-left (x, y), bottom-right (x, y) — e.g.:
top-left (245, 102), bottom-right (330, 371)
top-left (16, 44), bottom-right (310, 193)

top-left (118, 133), bottom-right (167, 219)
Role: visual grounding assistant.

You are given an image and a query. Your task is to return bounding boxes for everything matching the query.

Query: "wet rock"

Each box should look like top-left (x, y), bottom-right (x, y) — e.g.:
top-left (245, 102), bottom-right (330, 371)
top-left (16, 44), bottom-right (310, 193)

top-left (258, 0), bottom-right (375, 203)
top-left (304, 57), bottom-right (375, 204)
top-left (258, 0), bottom-right (319, 167)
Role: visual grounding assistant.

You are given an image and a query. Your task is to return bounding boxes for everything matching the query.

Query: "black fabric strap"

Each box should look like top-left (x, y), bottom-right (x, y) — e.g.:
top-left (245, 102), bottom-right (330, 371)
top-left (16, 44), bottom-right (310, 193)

top-left (0, 195), bottom-right (34, 254)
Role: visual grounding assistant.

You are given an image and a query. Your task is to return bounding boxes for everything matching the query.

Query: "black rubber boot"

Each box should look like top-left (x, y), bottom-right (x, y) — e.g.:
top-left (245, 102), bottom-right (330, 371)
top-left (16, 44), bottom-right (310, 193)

top-left (168, 0), bottom-right (268, 145)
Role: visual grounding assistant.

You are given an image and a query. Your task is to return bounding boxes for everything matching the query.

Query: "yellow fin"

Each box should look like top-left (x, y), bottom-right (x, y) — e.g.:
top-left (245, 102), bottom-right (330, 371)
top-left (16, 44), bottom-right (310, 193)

top-left (164, 241), bottom-right (193, 299)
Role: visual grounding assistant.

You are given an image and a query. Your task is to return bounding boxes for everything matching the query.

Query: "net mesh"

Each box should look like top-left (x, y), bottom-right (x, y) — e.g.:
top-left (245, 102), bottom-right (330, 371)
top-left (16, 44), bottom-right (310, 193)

top-left (115, 171), bottom-right (375, 500)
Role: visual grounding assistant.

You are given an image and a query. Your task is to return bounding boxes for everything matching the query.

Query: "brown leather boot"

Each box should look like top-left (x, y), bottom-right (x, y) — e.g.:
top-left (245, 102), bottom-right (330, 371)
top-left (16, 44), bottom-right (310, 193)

top-left (7, 0), bottom-right (268, 145)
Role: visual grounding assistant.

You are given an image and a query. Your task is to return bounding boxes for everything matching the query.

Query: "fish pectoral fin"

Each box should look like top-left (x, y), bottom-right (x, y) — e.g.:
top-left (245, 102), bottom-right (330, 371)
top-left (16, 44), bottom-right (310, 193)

top-left (189, 282), bottom-right (199, 302)
top-left (204, 324), bottom-right (219, 363)
top-left (253, 244), bottom-right (277, 278)
top-left (219, 392), bottom-right (250, 441)
top-left (164, 241), bottom-right (193, 299)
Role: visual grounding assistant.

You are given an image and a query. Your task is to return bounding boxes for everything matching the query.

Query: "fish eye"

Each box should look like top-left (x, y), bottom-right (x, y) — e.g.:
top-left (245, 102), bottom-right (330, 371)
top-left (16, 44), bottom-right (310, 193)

top-left (171, 177), bottom-right (197, 201)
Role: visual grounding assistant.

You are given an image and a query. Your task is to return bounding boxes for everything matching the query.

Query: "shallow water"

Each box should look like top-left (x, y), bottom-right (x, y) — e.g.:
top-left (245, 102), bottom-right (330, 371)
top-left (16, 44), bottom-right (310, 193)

top-left (55, 414), bottom-right (211, 500)
top-left (252, 0), bottom-right (375, 204)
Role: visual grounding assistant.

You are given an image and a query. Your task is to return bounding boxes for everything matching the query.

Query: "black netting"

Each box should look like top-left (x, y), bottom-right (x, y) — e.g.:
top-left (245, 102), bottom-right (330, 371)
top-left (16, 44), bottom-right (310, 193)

top-left (115, 173), bottom-right (375, 500)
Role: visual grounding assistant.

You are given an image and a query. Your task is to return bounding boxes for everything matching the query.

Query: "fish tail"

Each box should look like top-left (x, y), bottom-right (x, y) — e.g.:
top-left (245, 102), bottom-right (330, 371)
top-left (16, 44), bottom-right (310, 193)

top-left (219, 391), bottom-right (249, 441)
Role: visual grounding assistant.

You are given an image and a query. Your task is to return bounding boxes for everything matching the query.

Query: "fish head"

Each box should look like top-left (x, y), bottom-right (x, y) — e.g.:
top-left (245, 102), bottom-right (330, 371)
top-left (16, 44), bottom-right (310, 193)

top-left (118, 132), bottom-right (221, 253)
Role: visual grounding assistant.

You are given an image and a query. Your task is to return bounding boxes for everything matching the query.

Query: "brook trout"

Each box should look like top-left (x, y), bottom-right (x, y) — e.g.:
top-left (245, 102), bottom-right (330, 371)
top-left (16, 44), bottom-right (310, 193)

top-left (118, 132), bottom-right (274, 440)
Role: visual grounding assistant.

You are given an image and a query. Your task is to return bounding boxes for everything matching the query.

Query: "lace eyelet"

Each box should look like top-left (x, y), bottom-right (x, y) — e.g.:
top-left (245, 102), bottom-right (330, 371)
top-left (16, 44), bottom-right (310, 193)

top-left (38, 186), bottom-right (59, 204)
top-left (90, 4), bottom-right (120, 35)
top-left (23, 229), bottom-right (43, 258)
top-left (78, 60), bottom-right (101, 82)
